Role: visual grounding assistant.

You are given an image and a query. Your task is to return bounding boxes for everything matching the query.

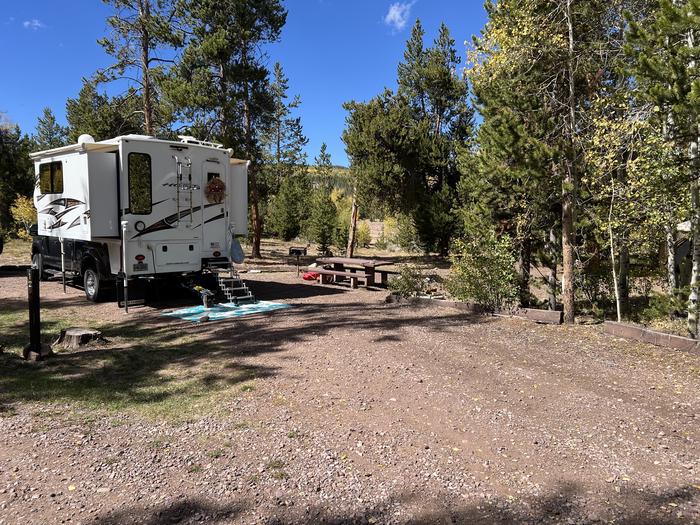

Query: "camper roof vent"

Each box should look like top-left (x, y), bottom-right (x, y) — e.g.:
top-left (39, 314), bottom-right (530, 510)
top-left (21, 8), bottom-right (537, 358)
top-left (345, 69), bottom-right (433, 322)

top-left (178, 135), bottom-right (224, 149)
top-left (77, 134), bottom-right (95, 145)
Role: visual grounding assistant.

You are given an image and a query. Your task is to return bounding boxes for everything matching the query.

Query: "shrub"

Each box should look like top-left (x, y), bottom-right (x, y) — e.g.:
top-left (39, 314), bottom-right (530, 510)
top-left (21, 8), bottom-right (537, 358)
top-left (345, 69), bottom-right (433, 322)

top-left (640, 289), bottom-right (688, 324)
top-left (393, 214), bottom-right (419, 253)
top-left (388, 265), bottom-right (426, 298)
top-left (355, 221), bottom-right (371, 248)
top-left (10, 195), bottom-right (35, 239)
top-left (373, 235), bottom-right (389, 251)
top-left (446, 224), bottom-right (518, 311)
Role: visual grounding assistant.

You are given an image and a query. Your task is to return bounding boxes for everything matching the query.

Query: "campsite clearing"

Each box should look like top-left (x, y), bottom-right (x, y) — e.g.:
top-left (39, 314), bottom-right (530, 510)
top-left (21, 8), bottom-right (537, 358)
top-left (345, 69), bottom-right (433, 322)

top-left (0, 271), bottom-right (699, 524)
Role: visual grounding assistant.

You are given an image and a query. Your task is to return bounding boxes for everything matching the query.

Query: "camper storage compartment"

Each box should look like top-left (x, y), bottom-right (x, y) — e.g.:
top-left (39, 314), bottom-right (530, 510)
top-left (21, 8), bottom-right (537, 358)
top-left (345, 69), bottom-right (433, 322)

top-left (35, 151), bottom-right (119, 241)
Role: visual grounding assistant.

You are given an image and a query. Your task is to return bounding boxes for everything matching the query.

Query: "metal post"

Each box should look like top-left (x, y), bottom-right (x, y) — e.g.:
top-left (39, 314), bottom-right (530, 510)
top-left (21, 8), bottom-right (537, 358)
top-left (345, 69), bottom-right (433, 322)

top-left (27, 267), bottom-right (41, 353)
top-left (121, 221), bottom-right (129, 313)
top-left (59, 236), bottom-right (66, 293)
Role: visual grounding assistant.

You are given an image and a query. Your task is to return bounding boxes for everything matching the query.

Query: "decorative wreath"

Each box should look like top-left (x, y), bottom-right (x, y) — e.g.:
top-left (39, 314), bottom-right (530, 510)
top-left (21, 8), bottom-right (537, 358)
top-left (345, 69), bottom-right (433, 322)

top-left (205, 177), bottom-right (226, 204)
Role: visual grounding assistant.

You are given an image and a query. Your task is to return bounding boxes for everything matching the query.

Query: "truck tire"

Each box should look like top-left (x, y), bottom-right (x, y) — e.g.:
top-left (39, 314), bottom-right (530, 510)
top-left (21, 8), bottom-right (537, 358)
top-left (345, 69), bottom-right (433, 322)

top-left (32, 253), bottom-right (49, 281)
top-left (83, 267), bottom-right (103, 302)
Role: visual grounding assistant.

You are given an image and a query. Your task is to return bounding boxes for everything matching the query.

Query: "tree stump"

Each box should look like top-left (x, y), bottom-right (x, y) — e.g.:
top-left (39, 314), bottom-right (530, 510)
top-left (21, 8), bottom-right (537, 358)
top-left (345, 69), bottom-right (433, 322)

top-left (54, 328), bottom-right (105, 350)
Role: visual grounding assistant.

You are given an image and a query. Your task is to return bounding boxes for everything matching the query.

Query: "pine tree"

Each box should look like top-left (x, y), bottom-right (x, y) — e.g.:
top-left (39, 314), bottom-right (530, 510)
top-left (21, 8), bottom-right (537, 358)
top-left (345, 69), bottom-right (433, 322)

top-left (0, 118), bottom-right (34, 233)
top-left (97, 0), bottom-right (183, 135)
top-left (65, 81), bottom-right (142, 142)
top-left (627, 0), bottom-right (700, 335)
top-left (262, 62), bottom-right (308, 186)
top-left (167, 0), bottom-right (287, 258)
top-left (343, 21), bottom-right (474, 255)
top-left (34, 108), bottom-right (68, 150)
top-left (305, 143), bottom-right (337, 254)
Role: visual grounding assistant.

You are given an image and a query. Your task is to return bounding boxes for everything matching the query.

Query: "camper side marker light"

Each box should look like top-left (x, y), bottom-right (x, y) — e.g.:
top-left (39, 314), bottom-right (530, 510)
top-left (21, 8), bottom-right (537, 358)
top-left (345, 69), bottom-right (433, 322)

top-left (135, 254), bottom-right (146, 262)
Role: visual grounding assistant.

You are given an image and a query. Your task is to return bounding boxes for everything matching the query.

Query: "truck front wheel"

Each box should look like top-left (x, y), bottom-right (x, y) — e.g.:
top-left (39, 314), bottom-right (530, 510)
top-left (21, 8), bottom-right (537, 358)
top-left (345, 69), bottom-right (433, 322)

top-left (83, 267), bottom-right (103, 302)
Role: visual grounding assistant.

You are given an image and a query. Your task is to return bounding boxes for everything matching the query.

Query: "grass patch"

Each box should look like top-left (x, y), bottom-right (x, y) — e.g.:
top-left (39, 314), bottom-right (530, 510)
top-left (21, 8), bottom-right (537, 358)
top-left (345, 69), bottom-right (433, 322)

top-left (0, 303), bottom-right (276, 421)
top-left (271, 470), bottom-right (289, 480)
top-left (207, 449), bottom-right (224, 458)
top-left (286, 430), bottom-right (300, 439)
top-left (187, 463), bottom-right (203, 474)
top-left (266, 459), bottom-right (285, 470)
top-left (0, 238), bottom-right (31, 265)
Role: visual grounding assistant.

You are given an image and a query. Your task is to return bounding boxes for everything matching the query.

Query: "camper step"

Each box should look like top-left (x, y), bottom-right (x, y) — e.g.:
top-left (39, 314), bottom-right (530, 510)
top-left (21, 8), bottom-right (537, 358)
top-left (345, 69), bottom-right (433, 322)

top-left (223, 286), bottom-right (249, 292)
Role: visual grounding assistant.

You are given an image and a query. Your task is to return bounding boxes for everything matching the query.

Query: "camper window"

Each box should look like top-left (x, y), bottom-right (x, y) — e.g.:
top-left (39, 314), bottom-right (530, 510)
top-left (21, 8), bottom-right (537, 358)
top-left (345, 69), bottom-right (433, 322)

top-left (128, 152), bottom-right (152, 215)
top-left (39, 161), bottom-right (63, 194)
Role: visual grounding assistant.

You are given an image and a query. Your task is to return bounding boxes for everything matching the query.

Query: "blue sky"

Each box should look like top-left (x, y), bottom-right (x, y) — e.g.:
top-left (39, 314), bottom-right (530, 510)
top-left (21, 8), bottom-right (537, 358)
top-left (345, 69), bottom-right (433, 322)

top-left (0, 1), bottom-right (487, 166)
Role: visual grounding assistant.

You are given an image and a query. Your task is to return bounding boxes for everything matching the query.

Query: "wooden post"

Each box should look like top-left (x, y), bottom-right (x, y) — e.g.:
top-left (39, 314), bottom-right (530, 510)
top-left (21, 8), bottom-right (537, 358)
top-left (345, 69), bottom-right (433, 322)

top-left (27, 267), bottom-right (40, 352)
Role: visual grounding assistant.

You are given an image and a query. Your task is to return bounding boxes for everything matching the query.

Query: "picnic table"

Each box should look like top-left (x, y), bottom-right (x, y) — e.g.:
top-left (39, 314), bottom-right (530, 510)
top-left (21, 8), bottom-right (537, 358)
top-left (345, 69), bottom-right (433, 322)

top-left (314, 257), bottom-right (396, 288)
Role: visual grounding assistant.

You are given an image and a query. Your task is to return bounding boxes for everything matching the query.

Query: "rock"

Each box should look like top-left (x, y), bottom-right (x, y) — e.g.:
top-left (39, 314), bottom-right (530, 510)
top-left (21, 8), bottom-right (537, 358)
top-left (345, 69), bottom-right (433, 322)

top-left (22, 343), bottom-right (53, 362)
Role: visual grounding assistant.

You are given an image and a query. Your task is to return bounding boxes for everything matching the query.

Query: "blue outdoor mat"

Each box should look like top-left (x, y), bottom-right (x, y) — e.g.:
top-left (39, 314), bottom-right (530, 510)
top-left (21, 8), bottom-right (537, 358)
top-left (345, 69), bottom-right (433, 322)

top-left (163, 301), bottom-right (291, 322)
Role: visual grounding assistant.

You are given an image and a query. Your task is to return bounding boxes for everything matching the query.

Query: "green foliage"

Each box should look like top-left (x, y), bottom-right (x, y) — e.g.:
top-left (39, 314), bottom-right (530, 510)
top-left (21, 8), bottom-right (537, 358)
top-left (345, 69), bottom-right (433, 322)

top-left (447, 217), bottom-right (518, 311)
top-left (10, 195), bottom-right (36, 239)
top-left (306, 143), bottom-right (339, 253)
top-left (413, 183), bottom-right (458, 254)
top-left (260, 62), bottom-right (308, 198)
top-left (641, 290), bottom-right (689, 325)
top-left (393, 214), bottom-right (420, 253)
top-left (97, 0), bottom-right (183, 134)
top-left (266, 174), bottom-right (311, 241)
top-left (66, 82), bottom-right (142, 142)
top-left (342, 20), bottom-right (474, 255)
top-left (0, 121), bottom-right (34, 234)
top-left (332, 189), bottom-right (352, 249)
top-left (355, 221), bottom-right (371, 248)
top-left (306, 187), bottom-right (337, 255)
top-left (388, 265), bottom-right (426, 298)
top-left (34, 108), bottom-right (68, 150)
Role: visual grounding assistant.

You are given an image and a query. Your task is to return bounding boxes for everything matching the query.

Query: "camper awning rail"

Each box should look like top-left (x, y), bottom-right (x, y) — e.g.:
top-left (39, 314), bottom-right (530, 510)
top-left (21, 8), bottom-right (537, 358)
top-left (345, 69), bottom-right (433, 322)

top-left (29, 142), bottom-right (120, 160)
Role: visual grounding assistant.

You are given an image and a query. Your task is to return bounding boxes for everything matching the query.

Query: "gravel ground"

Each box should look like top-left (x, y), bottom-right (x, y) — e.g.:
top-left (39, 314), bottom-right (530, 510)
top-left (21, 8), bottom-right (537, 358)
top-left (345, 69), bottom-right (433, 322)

top-left (0, 271), bottom-right (699, 524)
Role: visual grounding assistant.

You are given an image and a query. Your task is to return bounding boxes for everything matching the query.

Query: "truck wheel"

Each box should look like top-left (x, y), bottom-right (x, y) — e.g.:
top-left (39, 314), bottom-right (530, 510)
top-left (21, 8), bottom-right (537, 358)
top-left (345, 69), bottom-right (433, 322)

top-left (32, 253), bottom-right (49, 281)
top-left (83, 267), bottom-right (102, 302)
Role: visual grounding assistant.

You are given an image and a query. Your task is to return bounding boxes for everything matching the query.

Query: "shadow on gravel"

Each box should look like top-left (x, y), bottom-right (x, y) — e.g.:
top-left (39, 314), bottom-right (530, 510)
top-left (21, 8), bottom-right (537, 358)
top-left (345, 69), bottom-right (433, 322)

top-left (93, 482), bottom-right (697, 524)
top-left (0, 295), bottom-right (486, 414)
top-left (98, 497), bottom-right (245, 524)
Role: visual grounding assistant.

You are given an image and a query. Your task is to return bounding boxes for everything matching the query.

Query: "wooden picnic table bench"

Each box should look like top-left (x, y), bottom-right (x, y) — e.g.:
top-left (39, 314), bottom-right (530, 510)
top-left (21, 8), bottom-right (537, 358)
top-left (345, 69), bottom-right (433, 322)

top-left (308, 266), bottom-right (369, 289)
top-left (314, 257), bottom-right (396, 287)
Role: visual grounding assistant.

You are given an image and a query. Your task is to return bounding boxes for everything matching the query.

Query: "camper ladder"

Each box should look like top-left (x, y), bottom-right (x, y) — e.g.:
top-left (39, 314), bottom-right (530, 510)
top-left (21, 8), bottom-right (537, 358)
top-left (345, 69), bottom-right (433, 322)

top-left (208, 263), bottom-right (256, 305)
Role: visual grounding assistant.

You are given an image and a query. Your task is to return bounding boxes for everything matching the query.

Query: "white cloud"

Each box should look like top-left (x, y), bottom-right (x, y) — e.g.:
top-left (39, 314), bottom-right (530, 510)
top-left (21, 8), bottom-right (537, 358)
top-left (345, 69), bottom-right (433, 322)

top-left (384, 2), bottom-right (415, 32)
top-left (23, 19), bottom-right (45, 30)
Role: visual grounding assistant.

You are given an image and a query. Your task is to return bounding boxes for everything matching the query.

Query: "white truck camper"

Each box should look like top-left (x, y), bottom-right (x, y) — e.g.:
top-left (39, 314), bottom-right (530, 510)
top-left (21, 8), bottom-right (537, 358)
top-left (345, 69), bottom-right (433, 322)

top-left (30, 134), bottom-right (253, 305)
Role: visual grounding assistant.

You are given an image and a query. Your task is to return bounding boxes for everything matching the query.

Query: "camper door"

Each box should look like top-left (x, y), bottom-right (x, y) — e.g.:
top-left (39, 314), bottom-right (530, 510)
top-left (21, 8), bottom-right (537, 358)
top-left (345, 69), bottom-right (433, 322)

top-left (201, 159), bottom-right (228, 258)
top-left (120, 140), bottom-right (203, 275)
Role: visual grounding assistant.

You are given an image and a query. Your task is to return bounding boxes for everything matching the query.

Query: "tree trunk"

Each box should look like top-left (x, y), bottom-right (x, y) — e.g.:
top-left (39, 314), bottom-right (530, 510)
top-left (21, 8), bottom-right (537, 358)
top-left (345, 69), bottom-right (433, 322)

top-left (665, 223), bottom-right (678, 295)
top-left (139, 0), bottom-right (154, 136)
top-left (618, 238), bottom-right (630, 317)
top-left (562, 0), bottom-right (577, 324)
top-left (608, 182), bottom-right (621, 322)
top-left (547, 227), bottom-right (558, 311)
top-left (346, 187), bottom-right (359, 257)
top-left (687, 133), bottom-right (699, 337)
top-left (249, 166), bottom-right (263, 259)
top-left (519, 236), bottom-right (532, 307)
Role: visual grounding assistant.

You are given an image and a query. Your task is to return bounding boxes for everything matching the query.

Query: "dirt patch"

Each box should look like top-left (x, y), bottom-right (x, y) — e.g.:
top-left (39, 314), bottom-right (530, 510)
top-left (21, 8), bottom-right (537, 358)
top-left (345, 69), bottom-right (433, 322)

top-left (1, 271), bottom-right (699, 524)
